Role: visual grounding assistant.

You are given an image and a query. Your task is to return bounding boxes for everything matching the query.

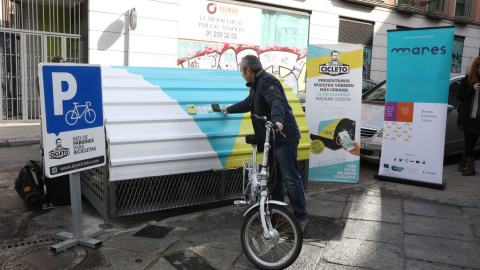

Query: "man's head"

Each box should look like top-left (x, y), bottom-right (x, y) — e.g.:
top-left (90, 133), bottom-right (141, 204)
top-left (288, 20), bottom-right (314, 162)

top-left (240, 55), bottom-right (262, 83)
top-left (52, 56), bottom-right (64, 63)
top-left (56, 138), bottom-right (62, 147)
top-left (331, 50), bottom-right (339, 62)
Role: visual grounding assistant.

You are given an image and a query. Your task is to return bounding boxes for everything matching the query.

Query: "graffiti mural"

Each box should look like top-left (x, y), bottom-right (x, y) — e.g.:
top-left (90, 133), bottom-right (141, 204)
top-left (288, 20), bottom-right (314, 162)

top-left (177, 43), bottom-right (307, 94)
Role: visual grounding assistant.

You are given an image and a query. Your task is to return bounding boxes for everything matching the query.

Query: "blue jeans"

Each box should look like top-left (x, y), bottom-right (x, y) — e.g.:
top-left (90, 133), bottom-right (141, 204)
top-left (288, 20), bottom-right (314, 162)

top-left (268, 142), bottom-right (308, 221)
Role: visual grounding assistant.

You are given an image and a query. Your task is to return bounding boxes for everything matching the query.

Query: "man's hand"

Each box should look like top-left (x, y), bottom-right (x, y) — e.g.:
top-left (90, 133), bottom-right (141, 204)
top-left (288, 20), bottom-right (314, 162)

top-left (275, 122), bottom-right (283, 132)
top-left (221, 108), bottom-right (228, 115)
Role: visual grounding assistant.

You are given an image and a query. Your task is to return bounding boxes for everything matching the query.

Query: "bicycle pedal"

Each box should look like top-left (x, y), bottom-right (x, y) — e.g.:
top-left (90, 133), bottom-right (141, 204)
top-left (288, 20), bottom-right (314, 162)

top-left (234, 200), bottom-right (247, 207)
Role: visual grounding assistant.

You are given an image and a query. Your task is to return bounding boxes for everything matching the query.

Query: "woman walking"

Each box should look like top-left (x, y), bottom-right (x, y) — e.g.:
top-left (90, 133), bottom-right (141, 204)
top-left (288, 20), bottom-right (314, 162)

top-left (457, 57), bottom-right (480, 176)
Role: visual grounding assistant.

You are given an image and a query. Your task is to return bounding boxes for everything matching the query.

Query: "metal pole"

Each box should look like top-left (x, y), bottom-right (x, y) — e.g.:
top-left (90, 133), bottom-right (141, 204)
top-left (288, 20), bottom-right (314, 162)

top-left (70, 172), bottom-right (84, 239)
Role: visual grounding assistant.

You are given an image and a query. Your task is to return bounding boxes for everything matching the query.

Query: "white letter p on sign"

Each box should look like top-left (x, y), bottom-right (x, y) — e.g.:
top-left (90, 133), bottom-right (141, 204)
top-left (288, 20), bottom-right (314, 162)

top-left (52, 72), bottom-right (77, 115)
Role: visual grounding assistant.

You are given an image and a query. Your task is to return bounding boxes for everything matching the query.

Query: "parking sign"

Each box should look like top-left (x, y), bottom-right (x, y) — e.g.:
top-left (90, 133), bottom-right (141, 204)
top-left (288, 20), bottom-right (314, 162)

top-left (40, 64), bottom-right (106, 178)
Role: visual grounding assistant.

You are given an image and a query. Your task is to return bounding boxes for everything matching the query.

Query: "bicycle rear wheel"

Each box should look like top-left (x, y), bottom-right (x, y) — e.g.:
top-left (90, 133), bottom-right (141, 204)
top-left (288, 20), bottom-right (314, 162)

top-left (241, 204), bottom-right (302, 270)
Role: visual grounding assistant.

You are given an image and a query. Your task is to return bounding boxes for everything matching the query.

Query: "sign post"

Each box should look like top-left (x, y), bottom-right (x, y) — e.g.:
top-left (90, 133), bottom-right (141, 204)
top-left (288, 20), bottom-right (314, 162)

top-left (39, 63), bottom-right (106, 253)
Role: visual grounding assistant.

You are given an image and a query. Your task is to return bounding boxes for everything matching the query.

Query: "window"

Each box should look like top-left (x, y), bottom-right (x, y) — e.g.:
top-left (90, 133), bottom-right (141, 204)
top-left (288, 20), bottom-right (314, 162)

top-left (451, 36), bottom-right (464, 74)
top-left (339, 18), bottom-right (374, 79)
top-left (455, 0), bottom-right (466, 16)
top-left (261, 10), bottom-right (309, 49)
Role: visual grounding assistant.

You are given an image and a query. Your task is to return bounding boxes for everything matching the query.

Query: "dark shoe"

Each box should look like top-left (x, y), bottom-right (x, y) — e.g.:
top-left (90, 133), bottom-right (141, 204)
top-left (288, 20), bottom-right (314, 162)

top-left (458, 154), bottom-right (466, 171)
top-left (463, 158), bottom-right (476, 176)
top-left (299, 218), bottom-right (309, 233)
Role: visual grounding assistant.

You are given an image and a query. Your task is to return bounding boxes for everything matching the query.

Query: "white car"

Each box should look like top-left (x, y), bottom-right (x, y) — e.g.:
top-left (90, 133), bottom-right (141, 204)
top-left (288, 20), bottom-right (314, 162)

top-left (360, 75), bottom-right (474, 163)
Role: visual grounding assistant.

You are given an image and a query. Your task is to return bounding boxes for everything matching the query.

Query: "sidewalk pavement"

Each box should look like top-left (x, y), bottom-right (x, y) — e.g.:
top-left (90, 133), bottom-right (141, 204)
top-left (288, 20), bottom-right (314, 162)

top-left (1, 124), bottom-right (480, 269)
top-left (0, 122), bottom-right (41, 147)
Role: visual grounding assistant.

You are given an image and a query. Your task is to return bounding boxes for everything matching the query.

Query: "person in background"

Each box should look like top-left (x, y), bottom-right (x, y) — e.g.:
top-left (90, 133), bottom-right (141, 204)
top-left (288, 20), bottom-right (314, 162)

top-left (456, 57), bottom-right (480, 176)
top-left (51, 56), bottom-right (64, 63)
top-left (221, 55), bottom-right (309, 232)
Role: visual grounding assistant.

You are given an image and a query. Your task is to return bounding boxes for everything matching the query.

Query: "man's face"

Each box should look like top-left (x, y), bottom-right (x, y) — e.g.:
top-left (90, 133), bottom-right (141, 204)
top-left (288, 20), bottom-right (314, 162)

top-left (332, 52), bottom-right (339, 61)
top-left (240, 64), bottom-right (254, 83)
top-left (56, 139), bottom-right (62, 147)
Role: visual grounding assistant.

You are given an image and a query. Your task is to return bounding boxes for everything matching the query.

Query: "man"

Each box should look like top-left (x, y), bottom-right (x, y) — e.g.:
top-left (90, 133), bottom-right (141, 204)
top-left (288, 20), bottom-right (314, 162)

top-left (222, 55), bottom-right (309, 231)
top-left (327, 50), bottom-right (345, 66)
top-left (52, 56), bottom-right (64, 63)
top-left (55, 138), bottom-right (63, 150)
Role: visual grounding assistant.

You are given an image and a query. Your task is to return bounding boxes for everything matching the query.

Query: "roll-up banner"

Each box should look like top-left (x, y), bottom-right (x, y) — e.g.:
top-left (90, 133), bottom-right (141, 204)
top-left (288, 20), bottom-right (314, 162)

top-left (377, 27), bottom-right (455, 189)
top-left (306, 43), bottom-right (363, 183)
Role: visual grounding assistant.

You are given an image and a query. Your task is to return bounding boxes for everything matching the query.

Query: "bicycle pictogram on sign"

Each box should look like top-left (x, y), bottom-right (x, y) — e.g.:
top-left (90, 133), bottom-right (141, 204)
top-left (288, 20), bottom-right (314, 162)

top-left (65, 102), bottom-right (97, 125)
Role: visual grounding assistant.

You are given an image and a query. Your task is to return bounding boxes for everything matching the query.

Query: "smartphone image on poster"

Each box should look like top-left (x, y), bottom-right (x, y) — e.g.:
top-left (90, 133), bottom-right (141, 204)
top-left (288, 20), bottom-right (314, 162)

top-left (339, 130), bottom-right (355, 152)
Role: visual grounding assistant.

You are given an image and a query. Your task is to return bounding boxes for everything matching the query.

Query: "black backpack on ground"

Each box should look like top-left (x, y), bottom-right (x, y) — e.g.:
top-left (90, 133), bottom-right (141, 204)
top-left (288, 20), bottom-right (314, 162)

top-left (14, 160), bottom-right (46, 208)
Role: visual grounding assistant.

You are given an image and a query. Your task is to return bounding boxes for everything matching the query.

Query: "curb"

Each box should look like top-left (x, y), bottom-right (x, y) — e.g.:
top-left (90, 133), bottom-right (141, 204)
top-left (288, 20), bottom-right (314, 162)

top-left (0, 139), bottom-right (40, 148)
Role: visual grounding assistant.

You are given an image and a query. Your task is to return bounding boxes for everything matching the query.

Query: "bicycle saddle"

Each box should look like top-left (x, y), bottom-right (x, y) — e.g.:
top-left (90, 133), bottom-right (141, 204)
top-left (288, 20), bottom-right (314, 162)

top-left (245, 135), bottom-right (261, 145)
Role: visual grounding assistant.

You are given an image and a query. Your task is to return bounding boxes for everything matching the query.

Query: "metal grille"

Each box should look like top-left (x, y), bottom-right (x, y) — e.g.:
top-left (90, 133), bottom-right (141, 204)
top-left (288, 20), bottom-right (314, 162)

top-left (113, 170), bottom-right (225, 217)
top-left (0, 31), bottom-right (21, 120)
top-left (361, 127), bottom-right (378, 138)
top-left (80, 164), bottom-right (108, 219)
top-left (0, 0), bottom-right (85, 33)
top-left (0, 0), bottom-right (86, 122)
top-left (81, 160), bottom-right (309, 219)
top-left (339, 18), bottom-right (374, 47)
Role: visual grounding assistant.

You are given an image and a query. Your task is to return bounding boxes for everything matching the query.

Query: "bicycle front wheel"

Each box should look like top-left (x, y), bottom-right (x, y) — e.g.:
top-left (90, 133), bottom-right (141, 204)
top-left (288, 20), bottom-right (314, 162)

top-left (241, 204), bottom-right (302, 270)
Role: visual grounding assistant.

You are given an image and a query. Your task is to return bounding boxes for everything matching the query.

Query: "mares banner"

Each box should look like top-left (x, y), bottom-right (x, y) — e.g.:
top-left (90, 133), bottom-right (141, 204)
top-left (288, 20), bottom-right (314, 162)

top-left (306, 43), bottom-right (363, 183)
top-left (378, 27), bottom-right (455, 188)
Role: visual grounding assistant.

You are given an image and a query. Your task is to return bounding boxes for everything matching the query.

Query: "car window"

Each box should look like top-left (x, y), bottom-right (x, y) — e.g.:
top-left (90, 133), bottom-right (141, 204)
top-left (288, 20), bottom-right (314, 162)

top-left (363, 82), bottom-right (386, 102)
top-left (448, 78), bottom-right (462, 108)
top-left (362, 81), bottom-right (376, 92)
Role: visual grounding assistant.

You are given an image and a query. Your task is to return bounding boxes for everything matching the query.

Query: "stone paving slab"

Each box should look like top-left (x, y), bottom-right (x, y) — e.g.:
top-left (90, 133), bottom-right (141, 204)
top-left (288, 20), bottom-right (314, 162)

top-left (342, 200), bottom-right (403, 223)
top-left (341, 219), bottom-right (403, 247)
top-left (306, 198), bottom-right (346, 219)
top-left (404, 200), bottom-right (463, 219)
top-left (323, 238), bottom-right (404, 270)
top-left (404, 234), bottom-right (480, 269)
top-left (404, 214), bottom-right (475, 241)
top-left (406, 259), bottom-right (478, 270)
top-left (102, 226), bottom-right (186, 254)
top-left (191, 245), bottom-right (242, 270)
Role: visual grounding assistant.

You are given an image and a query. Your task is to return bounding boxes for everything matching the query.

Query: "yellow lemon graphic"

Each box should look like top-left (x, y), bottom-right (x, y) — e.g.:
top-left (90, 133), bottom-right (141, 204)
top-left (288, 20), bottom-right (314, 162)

top-left (310, 140), bottom-right (325, 155)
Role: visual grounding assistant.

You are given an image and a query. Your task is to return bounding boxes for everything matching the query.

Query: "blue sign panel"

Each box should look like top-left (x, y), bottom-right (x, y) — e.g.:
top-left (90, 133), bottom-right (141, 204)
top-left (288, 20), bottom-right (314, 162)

top-left (42, 65), bottom-right (103, 136)
top-left (40, 64), bottom-right (105, 178)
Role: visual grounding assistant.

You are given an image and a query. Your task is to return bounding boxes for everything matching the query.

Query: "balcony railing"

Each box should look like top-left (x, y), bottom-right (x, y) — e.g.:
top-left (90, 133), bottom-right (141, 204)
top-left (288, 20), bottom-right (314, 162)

top-left (396, 0), bottom-right (478, 24)
top-left (425, 0), bottom-right (451, 19)
top-left (452, 0), bottom-right (477, 24)
top-left (397, 0), bottom-right (424, 13)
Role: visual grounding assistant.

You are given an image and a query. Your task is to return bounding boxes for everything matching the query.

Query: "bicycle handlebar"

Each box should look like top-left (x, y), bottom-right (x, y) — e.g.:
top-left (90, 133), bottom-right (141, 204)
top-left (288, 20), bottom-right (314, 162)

top-left (250, 114), bottom-right (286, 138)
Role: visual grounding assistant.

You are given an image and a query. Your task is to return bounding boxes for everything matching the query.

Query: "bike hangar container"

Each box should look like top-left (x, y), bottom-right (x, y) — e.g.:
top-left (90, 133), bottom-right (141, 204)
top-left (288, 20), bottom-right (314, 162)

top-left (80, 66), bottom-right (310, 222)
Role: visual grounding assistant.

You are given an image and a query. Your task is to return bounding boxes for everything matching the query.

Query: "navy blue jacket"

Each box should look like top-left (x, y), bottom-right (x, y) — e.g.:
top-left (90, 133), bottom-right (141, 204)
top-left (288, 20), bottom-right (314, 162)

top-left (227, 69), bottom-right (301, 150)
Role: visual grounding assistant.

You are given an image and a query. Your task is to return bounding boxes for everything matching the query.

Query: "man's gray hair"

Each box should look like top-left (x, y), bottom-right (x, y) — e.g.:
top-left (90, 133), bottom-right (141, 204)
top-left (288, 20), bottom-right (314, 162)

top-left (240, 55), bottom-right (263, 73)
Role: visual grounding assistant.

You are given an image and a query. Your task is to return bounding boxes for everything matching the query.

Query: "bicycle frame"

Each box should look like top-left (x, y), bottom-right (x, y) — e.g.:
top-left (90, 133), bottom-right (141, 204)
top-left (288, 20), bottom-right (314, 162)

top-left (236, 116), bottom-right (286, 240)
top-left (73, 102), bottom-right (91, 118)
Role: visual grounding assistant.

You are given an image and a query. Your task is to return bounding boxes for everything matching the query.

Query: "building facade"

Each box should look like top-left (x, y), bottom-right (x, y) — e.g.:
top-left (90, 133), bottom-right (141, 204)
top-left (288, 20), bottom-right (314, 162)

top-left (1, 0), bottom-right (479, 122)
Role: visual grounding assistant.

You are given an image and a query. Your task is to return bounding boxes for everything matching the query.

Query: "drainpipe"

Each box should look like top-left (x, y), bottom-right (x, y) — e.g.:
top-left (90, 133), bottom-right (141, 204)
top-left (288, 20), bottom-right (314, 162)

top-left (127, 8), bottom-right (137, 66)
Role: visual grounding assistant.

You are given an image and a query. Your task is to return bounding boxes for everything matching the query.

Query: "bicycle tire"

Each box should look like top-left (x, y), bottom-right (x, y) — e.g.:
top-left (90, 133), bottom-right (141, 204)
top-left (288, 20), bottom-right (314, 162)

top-left (65, 110), bottom-right (78, 125)
top-left (241, 204), bottom-right (302, 270)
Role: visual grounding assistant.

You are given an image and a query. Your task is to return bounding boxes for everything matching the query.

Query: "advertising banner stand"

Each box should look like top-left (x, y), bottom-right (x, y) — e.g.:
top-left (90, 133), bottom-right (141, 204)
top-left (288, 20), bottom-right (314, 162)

top-left (376, 27), bottom-right (455, 190)
top-left (306, 43), bottom-right (363, 183)
top-left (39, 63), bottom-right (106, 253)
